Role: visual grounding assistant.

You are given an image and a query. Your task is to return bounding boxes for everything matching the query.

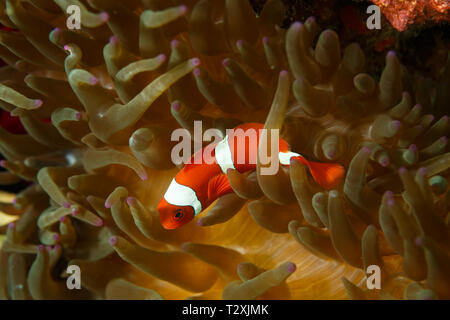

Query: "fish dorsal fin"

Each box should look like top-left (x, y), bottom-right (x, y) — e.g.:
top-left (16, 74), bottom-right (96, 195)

top-left (207, 173), bottom-right (233, 201)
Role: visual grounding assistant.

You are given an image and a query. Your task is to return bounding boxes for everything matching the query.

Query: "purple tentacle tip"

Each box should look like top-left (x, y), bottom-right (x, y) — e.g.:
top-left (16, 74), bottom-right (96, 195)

top-left (385, 191), bottom-right (394, 206)
top-left (387, 50), bottom-right (396, 58)
top-left (409, 144), bottom-right (417, 152)
top-left (178, 5), bottom-right (187, 14)
top-left (109, 35), bottom-right (118, 45)
top-left (8, 222), bottom-right (15, 230)
top-left (59, 216), bottom-right (66, 223)
top-left (157, 53), bottom-right (167, 63)
top-left (280, 70), bottom-right (289, 77)
top-left (54, 244), bottom-right (61, 251)
top-left (197, 218), bottom-right (204, 226)
top-left (100, 12), bottom-right (109, 22)
top-left (296, 76), bottom-right (305, 84)
top-left (34, 99), bottom-right (43, 108)
top-left (126, 197), bottom-right (134, 206)
top-left (88, 77), bottom-right (98, 85)
top-left (380, 157), bottom-right (389, 167)
top-left (292, 21), bottom-right (302, 29)
top-left (172, 101), bottom-right (181, 111)
top-left (53, 234), bottom-right (60, 241)
top-left (236, 39), bottom-right (243, 47)
top-left (327, 151), bottom-right (336, 159)
top-left (191, 58), bottom-right (200, 67)
top-left (0, 160), bottom-right (5, 167)
top-left (415, 236), bottom-right (423, 246)
top-left (104, 201), bottom-right (111, 209)
top-left (287, 263), bottom-right (296, 273)
top-left (392, 120), bottom-right (401, 129)
top-left (96, 218), bottom-right (104, 227)
top-left (418, 167), bottom-right (428, 176)
top-left (63, 202), bottom-right (71, 209)
top-left (362, 146), bottom-right (371, 154)
top-left (75, 112), bottom-right (81, 121)
top-left (398, 167), bottom-right (407, 175)
top-left (262, 36), bottom-right (269, 44)
top-left (171, 39), bottom-right (179, 48)
top-left (193, 68), bottom-right (201, 77)
top-left (109, 236), bottom-right (118, 246)
top-left (37, 245), bottom-right (44, 252)
top-left (222, 58), bottom-right (231, 67)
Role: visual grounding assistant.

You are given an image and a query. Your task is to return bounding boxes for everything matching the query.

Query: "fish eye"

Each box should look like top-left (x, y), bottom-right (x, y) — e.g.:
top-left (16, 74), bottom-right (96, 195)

top-left (173, 209), bottom-right (184, 221)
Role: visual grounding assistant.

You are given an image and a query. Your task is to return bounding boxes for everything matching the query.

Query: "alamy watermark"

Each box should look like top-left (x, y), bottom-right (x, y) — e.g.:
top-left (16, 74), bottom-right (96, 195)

top-left (64, 3), bottom-right (381, 33)
top-left (170, 121), bottom-right (281, 175)
top-left (66, 5), bottom-right (81, 30)
top-left (366, 265), bottom-right (381, 290)
top-left (66, 265), bottom-right (81, 290)
top-left (366, 5), bottom-right (381, 30)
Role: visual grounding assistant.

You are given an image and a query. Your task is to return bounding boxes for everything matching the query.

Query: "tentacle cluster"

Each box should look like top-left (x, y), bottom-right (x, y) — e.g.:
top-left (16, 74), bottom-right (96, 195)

top-left (0, 0), bottom-right (449, 300)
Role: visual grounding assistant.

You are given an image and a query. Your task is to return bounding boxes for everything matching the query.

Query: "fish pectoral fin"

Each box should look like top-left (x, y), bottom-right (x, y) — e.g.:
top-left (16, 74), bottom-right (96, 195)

top-left (304, 160), bottom-right (345, 190)
top-left (208, 173), bottom-right (233, 200)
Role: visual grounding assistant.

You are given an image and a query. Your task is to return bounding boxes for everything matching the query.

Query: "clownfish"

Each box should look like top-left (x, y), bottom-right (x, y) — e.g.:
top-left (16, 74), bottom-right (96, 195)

top-left (157, 123), bottom-right (344, 229)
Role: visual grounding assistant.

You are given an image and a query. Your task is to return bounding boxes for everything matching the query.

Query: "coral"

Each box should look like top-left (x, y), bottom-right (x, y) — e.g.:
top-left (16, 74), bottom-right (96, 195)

top-left (370, 0), bottom-right (450, 32)
top-left (0, 0), bottom-right (449, 300)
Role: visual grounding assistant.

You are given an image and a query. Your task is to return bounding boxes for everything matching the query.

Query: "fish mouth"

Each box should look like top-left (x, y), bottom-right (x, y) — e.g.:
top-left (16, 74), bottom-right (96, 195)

top-left (160, 218), bottom-right (180, 230)
top-left (157, 209), bottom-right (179, 229)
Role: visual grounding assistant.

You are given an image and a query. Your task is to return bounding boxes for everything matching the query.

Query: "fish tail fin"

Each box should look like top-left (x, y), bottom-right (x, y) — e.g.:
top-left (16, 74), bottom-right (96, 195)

top-left (293, 157), bottom-right (345, 190)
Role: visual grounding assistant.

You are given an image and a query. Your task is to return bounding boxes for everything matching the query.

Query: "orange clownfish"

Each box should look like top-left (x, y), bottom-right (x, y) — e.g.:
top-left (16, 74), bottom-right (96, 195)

top-left (157, 123), bottom-right (345, 229)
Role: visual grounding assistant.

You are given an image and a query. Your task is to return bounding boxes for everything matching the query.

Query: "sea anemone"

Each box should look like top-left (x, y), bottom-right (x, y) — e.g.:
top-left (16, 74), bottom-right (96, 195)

top-left (0, 0), bottom-right (449, 300)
